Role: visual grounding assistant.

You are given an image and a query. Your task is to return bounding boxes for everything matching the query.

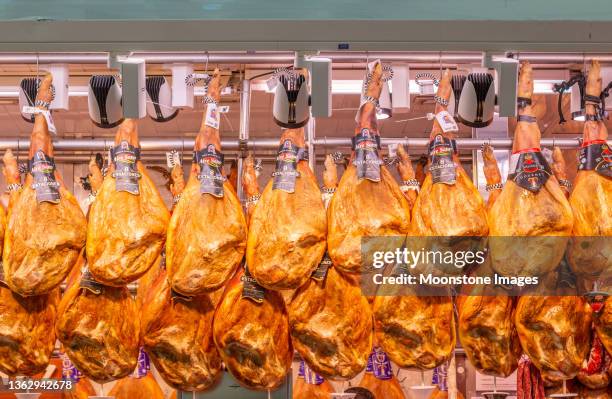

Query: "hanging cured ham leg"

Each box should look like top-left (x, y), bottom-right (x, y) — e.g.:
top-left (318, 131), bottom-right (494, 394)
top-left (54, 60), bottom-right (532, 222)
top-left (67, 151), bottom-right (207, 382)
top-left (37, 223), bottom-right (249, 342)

top-left (3, 74), bottom-right (87, 296)
top-left (481, 143), bottom-right (503, 211)
top-left (567, 60), bottom-right (612, 282)
top-left (595, 296), bottom-right (612, 355)
top-left (56, 273), bottom-right (140, 382)
top-left (373, 70), bottom-right (456, 370)
top-left (141, 270), bottom-right (223, 391)
top-left (457, 145), bottom-right (521, 378)
top-left (488, 62), bottom-right (573, 278)
top-left (167, 69), bottom-right (247, 295)
top-left (0, 153), bottom-right (59, 376)
top-left (515, 295), bottom-right (591, 379)
top-left (551, 147), bottom-right (571, 198)
top-left (328, 61), bottom-right (411, 275)
top-left (396, 144), bottom-right (419, 210)
top-left (87, 118), bottom-right (170, 286)
top-left (246, 97), bottom-right (327, 289)
top-left (212, 158), bottom-right (292, 390)
top-left (288, 155), bottom-right (373, 380)
top-left (410, 69), bottom-right (488, 278)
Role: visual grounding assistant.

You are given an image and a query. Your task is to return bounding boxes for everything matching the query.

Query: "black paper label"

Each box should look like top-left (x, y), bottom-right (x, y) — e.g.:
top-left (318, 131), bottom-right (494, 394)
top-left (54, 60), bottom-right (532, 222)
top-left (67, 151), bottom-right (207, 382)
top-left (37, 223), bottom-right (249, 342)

top-left (111, 141), bottom-right (141, 195)
top-left (29, 150), bottom-right (61, 204)
top-left (509, 150), bottom-right (552, 193)
top-left (578, 141), bottom-right (612, 178)
top-left (194, 145), bottom-right (225, 197)
top-left (352, 128), bottom-right (382, 182)
top-left (79, 267), bottom-right (104, 295)
top-left (311, 253), bottom-right (332, 281)
top-left (241, 265), bottom-right (265, 303)
top-left (428, 135), bottom-right (457, 185)
top-left (272, 139), bottom-right (305, 193)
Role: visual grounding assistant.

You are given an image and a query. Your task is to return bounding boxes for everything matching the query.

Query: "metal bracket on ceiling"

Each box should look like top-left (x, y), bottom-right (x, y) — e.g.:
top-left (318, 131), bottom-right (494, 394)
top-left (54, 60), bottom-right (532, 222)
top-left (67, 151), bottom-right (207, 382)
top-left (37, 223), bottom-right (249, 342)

top-left (107, 52), bottom-right (131, 69)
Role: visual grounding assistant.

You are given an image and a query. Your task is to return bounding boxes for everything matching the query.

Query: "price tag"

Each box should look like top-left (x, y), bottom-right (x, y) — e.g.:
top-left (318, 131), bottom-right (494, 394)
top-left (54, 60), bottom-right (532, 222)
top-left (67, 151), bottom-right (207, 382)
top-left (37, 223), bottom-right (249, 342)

top-left (435, 111), bottom-right (459, 133)
top-left (205, 103), bottom-right (220, 129)
top-left (218, 105), bottom-right (230, 113)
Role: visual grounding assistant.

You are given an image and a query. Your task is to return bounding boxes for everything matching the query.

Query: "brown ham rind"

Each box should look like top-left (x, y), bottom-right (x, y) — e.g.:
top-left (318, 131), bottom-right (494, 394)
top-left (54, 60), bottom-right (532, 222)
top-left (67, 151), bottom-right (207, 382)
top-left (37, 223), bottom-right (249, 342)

top-left (327, 61), bottom-right (411, 275)
top-left (3, 74), bottom-right (87, 296)
top-left (0, 286), bottom-right (59, 376)
top-left (458, 295), bottom-right (521, 377)
top-left (373, 293), bottom-right (455, 370)
top-left (567, 60), bottom-right (612, 282)
top-left (288, 266), bottom-right (373, 380)
top-left (141, 270), bottom-right (222, 391)
top-left (212, 269), bottom-right (292, 390)
top-left (167, 70), bottom-right (247, 295)
top-left (246, 126), bottom-right (327, 290)
top-left (515, 296), bottom-right (591, 380)
top-left (86, 119), bottom-right (170, 286)
top-left (56, 278), bottom-right (139, 383)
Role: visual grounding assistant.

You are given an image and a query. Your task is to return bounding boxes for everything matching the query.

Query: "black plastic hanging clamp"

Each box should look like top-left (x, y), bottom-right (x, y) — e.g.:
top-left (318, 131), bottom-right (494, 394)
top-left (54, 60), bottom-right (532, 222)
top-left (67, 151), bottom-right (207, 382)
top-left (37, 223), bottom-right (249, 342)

top-left (552, 73), bottom-right (586, 124)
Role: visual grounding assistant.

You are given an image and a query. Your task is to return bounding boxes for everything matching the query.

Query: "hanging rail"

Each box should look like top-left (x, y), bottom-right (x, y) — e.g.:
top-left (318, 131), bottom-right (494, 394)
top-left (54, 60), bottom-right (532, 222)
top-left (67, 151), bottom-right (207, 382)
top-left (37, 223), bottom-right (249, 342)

top-left (0, 137), bottom-right (604, 152)
top-left (0, 51), bottom-right (611, 65)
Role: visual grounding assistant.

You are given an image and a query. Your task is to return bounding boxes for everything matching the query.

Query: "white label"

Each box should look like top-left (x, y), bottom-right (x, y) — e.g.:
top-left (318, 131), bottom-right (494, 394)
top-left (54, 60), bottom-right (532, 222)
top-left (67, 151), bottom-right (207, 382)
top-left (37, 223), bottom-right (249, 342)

top-left (22, 106), bottom-right (41, 115)
top-left (435, 110), bottom-right (459, 133)
top-left (23, 107), bottom-right (56, 134)
top-left (218, 105), bottom-right (230, 113)
top-left (387, 143), bottom-right (398, 158)
top-left (205, 103), bottom-right (220, 129)
top-left (43, 111), bottom-right (57, 134)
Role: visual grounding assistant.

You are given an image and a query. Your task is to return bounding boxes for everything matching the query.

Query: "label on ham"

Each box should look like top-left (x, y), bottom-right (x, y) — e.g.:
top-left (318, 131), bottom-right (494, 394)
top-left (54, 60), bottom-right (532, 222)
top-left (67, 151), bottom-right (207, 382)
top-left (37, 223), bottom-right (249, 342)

top-left (434, 364), bottom-right (449, 391)
top-left (61, 352), bottom-right (82, 382)
top-left (352, 128), bottom-right (383, 182)
top-left (241, 265), bottom-right (265, 303)
top-left (272, 139), bottom-right (305, 193)
top-left (578, 141), bottom-right (612, 178)
top-left (205, 103), bottom-right (220, 129)
top-left (29, 150), bottom-right (61, 204)
top-left (311, 253), bottom-right (332, 281)
top-left (195, 145), bottom-right (225, 197)
top-left (509, 150), bottom-right (552, 193)
top-left (135, 347), bottom-right (150, 378)
top-left (298, 361), bottom-right (305, 378)
top-left (111, 140), bottom-right (142, 195)
top-left (428, 135), bottom-right (457, 185)
top-left (303, 361), bottom-right (325, 385)
top-left (79, 266), bottom-right (104, 295)
top-left (366, 347), bottom-right (393, 380)
top-left (435, 111), bottom-right (459, 133)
